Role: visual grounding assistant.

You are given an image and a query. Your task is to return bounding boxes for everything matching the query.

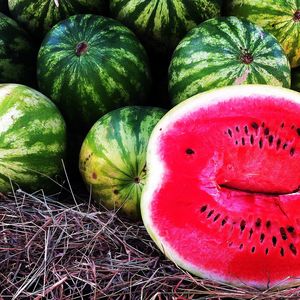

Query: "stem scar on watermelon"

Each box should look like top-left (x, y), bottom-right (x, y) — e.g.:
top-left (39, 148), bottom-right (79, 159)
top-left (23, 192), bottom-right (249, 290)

top-left (141, 85), bottom-right (300, 289)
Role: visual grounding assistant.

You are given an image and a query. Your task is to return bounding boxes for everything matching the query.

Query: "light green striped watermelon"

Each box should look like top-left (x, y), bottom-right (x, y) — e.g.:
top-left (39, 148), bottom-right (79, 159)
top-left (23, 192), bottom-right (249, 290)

top-left (110, 0), bottom-right (222, 54)
top-left (0, 84), bottom-right (66, 193)
top-left (227, 0), bottom-right (300, 68)
top-left (8, 0), bottom-right (107, 39)
top-left (169, 17), bottom-right (291, 105)
top-left (0, 13), bottom-right (36, 86)
top-left (37, 14), bottom-right (151, 133)
top-left (79, 106), bottom-right (165, 220)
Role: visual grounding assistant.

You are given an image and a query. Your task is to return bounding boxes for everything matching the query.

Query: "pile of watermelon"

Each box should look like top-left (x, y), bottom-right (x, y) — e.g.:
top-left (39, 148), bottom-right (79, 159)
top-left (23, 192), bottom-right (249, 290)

top-left (2, 0), bottom-right (300, 291)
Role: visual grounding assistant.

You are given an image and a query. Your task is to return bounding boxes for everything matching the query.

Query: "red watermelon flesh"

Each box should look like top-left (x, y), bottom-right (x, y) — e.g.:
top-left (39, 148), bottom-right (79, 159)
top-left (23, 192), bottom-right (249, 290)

top-left (141, 85), bottom-right (300, 289)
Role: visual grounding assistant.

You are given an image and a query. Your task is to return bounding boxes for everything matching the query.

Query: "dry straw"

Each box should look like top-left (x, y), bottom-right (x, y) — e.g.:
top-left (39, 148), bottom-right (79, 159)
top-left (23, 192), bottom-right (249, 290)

top-left (1, 183), bottom-right (300, 299)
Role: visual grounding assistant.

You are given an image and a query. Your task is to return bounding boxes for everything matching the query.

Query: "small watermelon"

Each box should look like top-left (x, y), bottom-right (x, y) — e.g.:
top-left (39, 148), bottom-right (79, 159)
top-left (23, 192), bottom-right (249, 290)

top-left (79, 106), bottom-right (165, 220)
top-left (142, 84), bottom-right (300, 289)
top-left (110, 0), bottom-right (221, 54)
top-left (169, 16), bottom-right (291, 105)
top-left (0, 13), bottom-right (36, 86)
top-left (8, 0), bottom-right (107, 39)
top-left (227, 0), bottom-right (300, 68)
top-left (37, 14), bottom-right (151, 133)
top-left (0, 84), bottom-right (66, 193)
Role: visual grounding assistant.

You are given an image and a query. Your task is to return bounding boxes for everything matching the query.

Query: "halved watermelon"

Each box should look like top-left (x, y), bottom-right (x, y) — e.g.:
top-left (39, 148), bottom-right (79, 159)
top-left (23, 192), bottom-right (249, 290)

top-left (142, 85), bottom-right (300, 289)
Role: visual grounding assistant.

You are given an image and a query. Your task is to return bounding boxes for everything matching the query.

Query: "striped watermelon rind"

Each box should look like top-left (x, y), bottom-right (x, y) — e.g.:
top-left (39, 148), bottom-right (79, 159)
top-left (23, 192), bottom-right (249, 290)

top-left (79, 106), bottom-right (165, 220)
top-left (110, 0), bottom-right (221, 54)
top-left (169, 16), bottom-right (291, 105)
top-left (8, 0), bottom-right (107, 39)
top-left (37, 14), bottom-right (151, 133)
top-left (227, 0), bottom-right (300, 68)
top-left (0, 84), bottom-right (67, 193)
top-left (0, 13), bottom-right (36, 86)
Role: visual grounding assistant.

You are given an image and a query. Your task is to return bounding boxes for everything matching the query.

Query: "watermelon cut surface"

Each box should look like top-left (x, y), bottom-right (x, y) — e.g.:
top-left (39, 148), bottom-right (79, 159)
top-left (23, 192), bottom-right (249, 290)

top-left (142, 85), bottom-right (300, 289)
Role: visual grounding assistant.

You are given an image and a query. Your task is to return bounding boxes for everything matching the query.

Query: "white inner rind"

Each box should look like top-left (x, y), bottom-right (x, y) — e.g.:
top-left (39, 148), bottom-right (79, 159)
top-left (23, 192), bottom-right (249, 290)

top-left (141, 84), bottom-right (300, 289)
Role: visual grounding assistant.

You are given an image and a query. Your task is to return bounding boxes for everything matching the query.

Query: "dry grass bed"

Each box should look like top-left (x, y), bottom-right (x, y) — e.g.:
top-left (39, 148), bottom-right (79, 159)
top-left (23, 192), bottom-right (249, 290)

top-left (1, 186), bottom-right (300, 299)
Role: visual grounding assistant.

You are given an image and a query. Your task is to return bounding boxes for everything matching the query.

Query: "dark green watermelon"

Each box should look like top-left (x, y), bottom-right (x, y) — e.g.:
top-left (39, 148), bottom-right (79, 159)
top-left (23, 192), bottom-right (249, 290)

top-left (8, 0), bottom-right (107, 39)
top-left (37, 14), bottom-right (151, 133)
top-left (110, 0), bottom-right (222, 55)
top-left (0, 13), bottom-right (36, 86)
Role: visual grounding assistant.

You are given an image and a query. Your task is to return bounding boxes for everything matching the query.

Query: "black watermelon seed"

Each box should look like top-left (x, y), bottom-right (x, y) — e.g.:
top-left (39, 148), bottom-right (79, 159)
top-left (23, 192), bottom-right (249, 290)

top-left (268, 135), bottom-right (274, 145)
top-left (276, 139), bottom-right (281, 149)
top-left (287, 226), bottom-right (295, 233)
top-left (297, 128), bottom-right (300, 136)
top-left (255, 218), bottom-right (262, 227)
top-left (290, 243), bottom-right (297, 255)
top-left (272, 236), bottom-right (277, 246)
top-left (280, 227), bottom-right (287, 240)
top-left (200, 205), bottom-right (207, 213)
top-left (264, 128), bottom-right (269, 135)
top-left (186, 148), bottom-right (195, 155)
top-left (251, 122), bottom-right (259, 129)
top-left (228, 129), bottom-right (232, 137)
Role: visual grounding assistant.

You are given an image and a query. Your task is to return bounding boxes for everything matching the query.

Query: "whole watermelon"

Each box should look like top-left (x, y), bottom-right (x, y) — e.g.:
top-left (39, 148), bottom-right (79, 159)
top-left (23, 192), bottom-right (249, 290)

top-left (0, 13), bottom-right (36, 86)
top-left (8, 0), bottom-right (107, 39)
top-left (227, 0), bottom-right (300, 68)
top-left (0, 84), bottom-right (66, 193)
top-left (37, 14), bottom-right (151, 133)
top-left (169, 16), bottom-right (291, 105)
top-left (79, 106), bottom-right (165, 220)
top-left (110, 0), bottom-right (222, 54)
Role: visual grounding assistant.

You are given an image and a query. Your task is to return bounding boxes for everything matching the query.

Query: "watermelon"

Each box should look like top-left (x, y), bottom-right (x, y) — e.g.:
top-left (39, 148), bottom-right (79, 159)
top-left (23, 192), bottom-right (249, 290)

top-left (0, 84), bottom-right (66, 193)
top-left (142, 84), bottom-right (300, 289)
top-left (8, 0), bottom-right (107, 39)
top-left (37, 14), bottom-right (151, 133)
top-left (79, 106), bottom-right (165, 220)
top-left (227, 0), bottom-right (300, 68)
top-left (169, 16), bottom-right (291, 105)
top-left (109, 0), bottom-right (222, 54)
top-left (0, 13), bottom-right (36, 86)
